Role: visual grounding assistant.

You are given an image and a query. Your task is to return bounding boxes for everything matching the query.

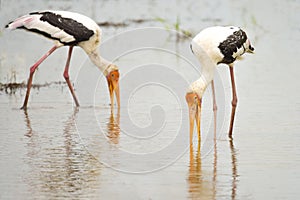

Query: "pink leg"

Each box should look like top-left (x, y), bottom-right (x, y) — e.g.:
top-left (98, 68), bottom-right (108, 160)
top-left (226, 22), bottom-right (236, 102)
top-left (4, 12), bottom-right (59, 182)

top-left (228, 65), bottom-right (238, 138)
top-left (63, 46), bottom-right (80, 107)
top-left (21, 45), bottom-right (58, 109)
top-left (211, 80), bottom-right (217, 138)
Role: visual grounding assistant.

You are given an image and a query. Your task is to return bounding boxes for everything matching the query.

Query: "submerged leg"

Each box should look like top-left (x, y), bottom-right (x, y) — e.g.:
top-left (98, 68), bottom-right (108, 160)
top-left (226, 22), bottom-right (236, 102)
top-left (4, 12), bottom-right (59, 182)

top-left (63, 46), bottom-right (80, 107)
top-left (21, 45), bottom-right (58, 109)
top-left (228, 65), bottom-right (238, 138)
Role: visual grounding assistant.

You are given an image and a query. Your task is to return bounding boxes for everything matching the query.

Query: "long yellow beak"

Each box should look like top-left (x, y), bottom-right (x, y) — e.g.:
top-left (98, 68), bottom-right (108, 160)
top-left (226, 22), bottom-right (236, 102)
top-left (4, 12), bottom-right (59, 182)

top-left (188, 103), bottom-right (201, 143)
top-left (186, 93), bottom-right (202, 143)
top-left (113, 80), bottom-right (120, 109)
top-left (107, 78), bottom-right (120, 110)
top-left (106, 70), bottom-right (120, 110)
top-left (188, 106), bottom-right (196, 144)
top-left (196, 102), bottom-right (201, 141)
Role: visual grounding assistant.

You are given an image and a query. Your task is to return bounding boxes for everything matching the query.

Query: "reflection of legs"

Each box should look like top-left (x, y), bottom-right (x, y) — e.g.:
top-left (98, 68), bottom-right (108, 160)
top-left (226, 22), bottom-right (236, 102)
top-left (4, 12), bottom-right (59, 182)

top-left (228, 65), bottom-right (238, 138)
top-left (21, 45), bottom-right (58, 109)
top-left (63, 46), bottom-right (80, 107)
top-left (211, 80), bottom-right (217, 138)
top-left (229, 139), bottom-right (237, 199)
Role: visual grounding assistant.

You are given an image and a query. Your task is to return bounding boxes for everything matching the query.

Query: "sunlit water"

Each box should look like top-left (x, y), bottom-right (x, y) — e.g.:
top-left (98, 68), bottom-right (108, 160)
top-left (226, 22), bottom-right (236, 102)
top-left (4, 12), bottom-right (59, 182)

top-left (1, 0), bottom-right (300, 199)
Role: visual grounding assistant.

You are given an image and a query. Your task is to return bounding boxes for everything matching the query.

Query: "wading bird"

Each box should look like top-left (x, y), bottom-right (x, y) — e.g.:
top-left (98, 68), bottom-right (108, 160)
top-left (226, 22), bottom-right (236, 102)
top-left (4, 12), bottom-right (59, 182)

top-left (6, 10), bottom-right (120, 109)
top-left (186, 26), bottom-right (254, 140)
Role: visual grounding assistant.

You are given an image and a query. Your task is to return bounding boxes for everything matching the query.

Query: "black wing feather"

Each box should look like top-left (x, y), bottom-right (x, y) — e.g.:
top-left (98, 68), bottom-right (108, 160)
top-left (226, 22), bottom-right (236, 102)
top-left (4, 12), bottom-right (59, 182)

top-left (218, 29), bottom-right (248, 64)
top-left (29, 11), bottom-right (94, 45)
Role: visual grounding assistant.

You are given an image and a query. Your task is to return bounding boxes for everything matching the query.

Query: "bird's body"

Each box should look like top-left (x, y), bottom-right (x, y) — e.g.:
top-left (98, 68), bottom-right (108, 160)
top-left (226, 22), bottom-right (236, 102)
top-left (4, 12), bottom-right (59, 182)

top-left (188, 26), bottom-right (254, 98)
top-left (6, 10), bottom-right (120, 109)
top-left (7, 11), bottom-right (99, 46)
top-left (186, 26), bottom-right (254, 140)
top-left (192, 26), bottom-right (252, 65)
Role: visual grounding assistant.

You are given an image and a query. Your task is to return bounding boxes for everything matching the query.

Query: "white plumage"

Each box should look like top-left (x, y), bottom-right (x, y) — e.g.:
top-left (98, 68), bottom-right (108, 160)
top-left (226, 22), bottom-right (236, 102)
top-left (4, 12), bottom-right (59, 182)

top-left (6, 10), bottom-right (120, 109)
top-left (6, 11), bottom-right (102, 52)
top-left (186, 26), bottom-right (254, 140)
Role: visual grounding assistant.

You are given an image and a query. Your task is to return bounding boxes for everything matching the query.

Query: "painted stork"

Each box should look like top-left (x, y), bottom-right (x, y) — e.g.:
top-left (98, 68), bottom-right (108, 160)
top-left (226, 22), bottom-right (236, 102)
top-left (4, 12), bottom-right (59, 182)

top-left (5, 10), bottom-right (120, 109)
top-left (186, 26), bottom-right (254, 140)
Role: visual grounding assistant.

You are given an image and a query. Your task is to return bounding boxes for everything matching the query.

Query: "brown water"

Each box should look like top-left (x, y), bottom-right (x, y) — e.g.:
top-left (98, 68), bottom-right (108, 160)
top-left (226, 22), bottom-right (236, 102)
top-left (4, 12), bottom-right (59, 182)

top-left (1, 0), bottom-right (300, 199)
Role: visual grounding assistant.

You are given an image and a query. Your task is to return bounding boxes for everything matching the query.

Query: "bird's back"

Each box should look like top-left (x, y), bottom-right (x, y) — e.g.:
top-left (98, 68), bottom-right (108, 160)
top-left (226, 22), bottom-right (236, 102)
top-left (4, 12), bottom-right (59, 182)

top-left (191, 26), bottom-right (254, 65)
top-left (6, 10), bottom-right (101, 47)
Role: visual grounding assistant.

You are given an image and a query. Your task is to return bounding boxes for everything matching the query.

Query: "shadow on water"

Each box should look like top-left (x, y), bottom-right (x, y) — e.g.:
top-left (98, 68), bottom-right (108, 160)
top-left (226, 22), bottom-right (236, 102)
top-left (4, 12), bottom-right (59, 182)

top-left (187, 137), bottom-right (238, 199)
top-left (22, 108), bottom-right (102, 198)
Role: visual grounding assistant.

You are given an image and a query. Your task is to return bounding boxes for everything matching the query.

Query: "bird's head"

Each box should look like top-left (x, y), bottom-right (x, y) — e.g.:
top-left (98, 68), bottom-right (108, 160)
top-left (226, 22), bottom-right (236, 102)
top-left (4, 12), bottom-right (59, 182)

top-left (106, 64), bottom-right (120, 109)
top-left (185, 78), bottom-right (208, 142)
top-left (186, 92), bottom-right (202, 141)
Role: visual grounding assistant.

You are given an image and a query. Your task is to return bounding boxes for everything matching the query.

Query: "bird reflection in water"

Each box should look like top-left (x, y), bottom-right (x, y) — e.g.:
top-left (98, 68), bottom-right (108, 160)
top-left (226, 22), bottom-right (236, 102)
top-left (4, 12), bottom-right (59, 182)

top-left (188, 140), bottom-right (203, 199)
top-left (24, 109), bottom-right (34, 137)
top-left (188, 135), bottom-right (238, 199)
top-left (188, 139), bottom-right (217, 200)
top-left (106, 110), bottom-right (120, 144)
top-left (230, 139), bottom-right (238, 200)
top-left (23, 108), bottom-right (101, 198)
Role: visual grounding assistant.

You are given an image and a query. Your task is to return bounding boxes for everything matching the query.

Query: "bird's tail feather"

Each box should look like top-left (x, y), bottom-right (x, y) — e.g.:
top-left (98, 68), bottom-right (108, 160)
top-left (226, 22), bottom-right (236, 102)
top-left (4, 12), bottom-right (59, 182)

top-left (5, 15), bottom-right (34, 29)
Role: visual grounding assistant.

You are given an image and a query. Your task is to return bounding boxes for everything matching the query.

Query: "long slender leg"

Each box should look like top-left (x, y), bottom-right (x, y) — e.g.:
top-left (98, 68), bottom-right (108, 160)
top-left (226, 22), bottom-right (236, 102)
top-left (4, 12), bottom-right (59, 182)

top-left (21, 45), bottom-right (58, 109)
top-left (228, 65), bottom-right (238, 138)
top-left (63, 46), bottom-right (80, 107)
top-left (211, 80), bottom-right (217, 138)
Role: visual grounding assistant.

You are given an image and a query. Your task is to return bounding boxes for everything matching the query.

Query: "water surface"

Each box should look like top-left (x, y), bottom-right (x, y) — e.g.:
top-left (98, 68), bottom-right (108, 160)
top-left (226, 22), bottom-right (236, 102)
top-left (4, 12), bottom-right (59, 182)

top-left (1, 0), bottom-right (300, 199)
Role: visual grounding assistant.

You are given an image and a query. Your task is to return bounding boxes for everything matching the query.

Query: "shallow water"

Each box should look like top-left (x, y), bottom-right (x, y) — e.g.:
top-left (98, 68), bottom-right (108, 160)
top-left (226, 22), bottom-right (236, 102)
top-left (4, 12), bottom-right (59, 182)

top-left (1, 0), bottom-right (300, 199)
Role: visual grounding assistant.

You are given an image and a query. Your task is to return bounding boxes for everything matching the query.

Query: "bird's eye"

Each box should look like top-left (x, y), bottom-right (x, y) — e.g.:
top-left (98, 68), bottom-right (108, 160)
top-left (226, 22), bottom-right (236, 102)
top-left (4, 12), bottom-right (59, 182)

top-left (111, 73), bottom-right (114, 77)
